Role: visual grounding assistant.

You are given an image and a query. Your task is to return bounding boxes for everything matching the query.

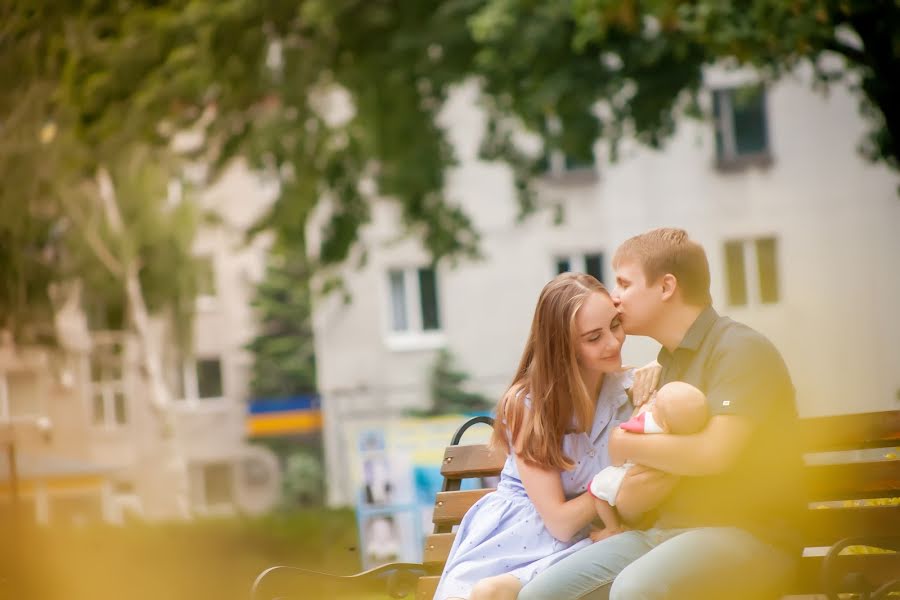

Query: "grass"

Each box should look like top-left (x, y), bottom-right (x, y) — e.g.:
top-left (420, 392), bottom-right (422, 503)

top-left (3, 508), bottom-right (401, 600)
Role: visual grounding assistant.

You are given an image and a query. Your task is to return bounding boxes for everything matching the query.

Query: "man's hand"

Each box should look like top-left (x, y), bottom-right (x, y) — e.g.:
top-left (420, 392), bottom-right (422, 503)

top-left (589, 523), bottom-right (628, 542)
top-left (630, 361), bottom-right (661, 407)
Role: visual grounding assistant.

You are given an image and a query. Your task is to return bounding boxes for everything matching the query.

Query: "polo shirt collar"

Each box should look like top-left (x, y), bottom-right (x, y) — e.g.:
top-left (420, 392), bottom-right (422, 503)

top-left (657, 306), bottom-right (719, 365)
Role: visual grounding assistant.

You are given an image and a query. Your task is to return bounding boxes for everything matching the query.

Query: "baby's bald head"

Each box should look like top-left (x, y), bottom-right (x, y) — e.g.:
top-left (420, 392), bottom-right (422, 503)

top-left (654, 381), bottom-right (708, 434)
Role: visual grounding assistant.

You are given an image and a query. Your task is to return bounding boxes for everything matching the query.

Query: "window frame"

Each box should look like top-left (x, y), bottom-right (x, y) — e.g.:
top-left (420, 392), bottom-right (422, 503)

top-left (175, 355), bottom-right (227, 406)
top-left (87, 347), bottom-right (129, 430)
top-left (712, 86), bottom-right (773, 171)
top-left (553, 251), bottom-right (607, 285)
top-left (384, 266), bottom-right (445, 352)
top-left (722, 236), bottom-right (781, 307)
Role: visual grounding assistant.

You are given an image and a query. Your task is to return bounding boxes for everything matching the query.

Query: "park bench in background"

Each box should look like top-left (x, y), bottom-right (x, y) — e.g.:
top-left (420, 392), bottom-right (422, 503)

top-left (252, 410), bottom-right (899, 600)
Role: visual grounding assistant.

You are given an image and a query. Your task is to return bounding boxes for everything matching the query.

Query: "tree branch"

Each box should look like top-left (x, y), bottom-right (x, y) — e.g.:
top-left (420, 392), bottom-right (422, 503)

top-left (59, 194), bottom-right (124, 278)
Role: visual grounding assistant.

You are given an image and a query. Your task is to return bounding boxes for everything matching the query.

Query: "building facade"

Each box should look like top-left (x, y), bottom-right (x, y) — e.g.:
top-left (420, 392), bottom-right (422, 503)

top-left (310, 67), bottom-right (900, 506)
top-left (0, 162), bottom-right (282, 524)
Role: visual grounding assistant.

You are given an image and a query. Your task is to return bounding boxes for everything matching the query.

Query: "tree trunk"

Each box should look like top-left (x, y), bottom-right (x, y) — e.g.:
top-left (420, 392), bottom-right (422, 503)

top-left (96, 166), bottom-right (191, 519)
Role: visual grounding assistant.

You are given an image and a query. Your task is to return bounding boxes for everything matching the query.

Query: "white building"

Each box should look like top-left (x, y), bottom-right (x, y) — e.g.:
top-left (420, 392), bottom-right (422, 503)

top-left (166, 164), bottom-right (282, 518)
top-left (310, 67), bottom-right (900, 506)
top-left (0, 162), bottom-right (283, 525)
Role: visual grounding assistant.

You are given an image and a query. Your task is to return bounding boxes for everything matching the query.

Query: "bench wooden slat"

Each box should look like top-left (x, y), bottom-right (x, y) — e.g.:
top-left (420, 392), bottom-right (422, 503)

top-left (432, 489), bottom-right (494, 528)
top-left (800, 411), bottom-right (900, 452)
top-left (800, 505), bottom-right (900, 546)
top-left (423, 533), bottom-right (456, 566)
top-left (790, 553), bottom-right (900, 594)
top-left (441, 444), bottom-right (507, 479)
top-left (416, 575), bottom-right (440, 600)
top-left (803, 459), bottom-right (900, 501)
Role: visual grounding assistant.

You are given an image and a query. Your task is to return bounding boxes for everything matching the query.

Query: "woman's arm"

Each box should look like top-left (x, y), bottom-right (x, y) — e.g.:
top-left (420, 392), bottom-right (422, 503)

top-left (516, 455), bottom-right (597, 543)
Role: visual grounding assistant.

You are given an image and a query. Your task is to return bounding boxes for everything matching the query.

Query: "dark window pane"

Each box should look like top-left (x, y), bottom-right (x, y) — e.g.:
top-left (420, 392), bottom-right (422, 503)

top-left (724, 241), bottom-right (748, 306)
top-left (388, 270), bottom-right (407, 331)
top-left (712, 90), bottom-right (727, 161)
top-left (564, 152), bottom-right (594, 171)
top-left (756, 237), bottom-right (780, 303)
top-left (418, 268), bottom-right (440, 331)
top-left (93, 393), bottom-right (105, 425)
top-left (203, 463), bottom-right (233, 506)
top-left (733, 87), bottom-right (768, 156)
top-left (196, 358), bottom-right (223, 399)
top-left (556, 258), bottom-right (571, 274)
top-left (584, 253), bottom-right (604, 284)
top-left (114, 392), bottom-right (127, 425)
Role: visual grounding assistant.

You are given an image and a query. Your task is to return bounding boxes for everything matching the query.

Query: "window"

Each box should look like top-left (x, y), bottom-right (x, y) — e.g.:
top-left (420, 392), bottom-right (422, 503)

top-left (539, 149), bottom-right (595, 177)
top-left (90, 342), bottom-right (128, 428)
top-left (555, 252), bottom-right (605, 284)
top-left (176, 356), bottom-right (225, 402)
top-left (195, 255), bottom-right (217, 309)
top-left (538, 116), bottom-right (597, 180)
top-left (713, 86), bottom-right (771, 169)
top-left (0, 370), bottom-right (42, 419)
top-left (196, 358), bottom-right (223, 399)
top-left (387, 267), bottom-right (442, 334)
top-left (723, 237), bottom-right (780, 306)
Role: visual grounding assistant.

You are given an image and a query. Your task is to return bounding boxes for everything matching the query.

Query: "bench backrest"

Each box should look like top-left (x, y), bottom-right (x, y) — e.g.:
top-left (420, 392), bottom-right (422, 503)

top-left (416, 410), bottom-right (899, 599)
top-left (790, 410), bottom-right (899, 595)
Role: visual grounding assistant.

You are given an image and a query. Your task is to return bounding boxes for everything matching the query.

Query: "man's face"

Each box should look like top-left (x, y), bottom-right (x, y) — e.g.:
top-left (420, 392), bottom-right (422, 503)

top-left (611, 259), bottom-right (662, 336)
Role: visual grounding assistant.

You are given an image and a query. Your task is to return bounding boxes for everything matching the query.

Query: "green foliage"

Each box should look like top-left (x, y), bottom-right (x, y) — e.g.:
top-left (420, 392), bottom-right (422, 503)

top-left (247, 248), bottom-right (317, 397)
top-left (281, 450), bottom-right (326, 507)
top-left (412, 348), bottom-right (492, 416)
top-left (4, 0), bottom-right (898, 343)
top-left (1, 2), bottom-right (204, 342)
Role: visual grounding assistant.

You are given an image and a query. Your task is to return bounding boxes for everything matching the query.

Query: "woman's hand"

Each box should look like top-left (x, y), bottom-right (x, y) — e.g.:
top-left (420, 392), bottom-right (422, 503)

top-left (631, 361), bottom-right (661, 407)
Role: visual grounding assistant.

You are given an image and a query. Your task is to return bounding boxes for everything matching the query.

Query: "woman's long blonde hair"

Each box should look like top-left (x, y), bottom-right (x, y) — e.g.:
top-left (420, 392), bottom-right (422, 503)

top-left (491, 272), bottom-right (611, 471)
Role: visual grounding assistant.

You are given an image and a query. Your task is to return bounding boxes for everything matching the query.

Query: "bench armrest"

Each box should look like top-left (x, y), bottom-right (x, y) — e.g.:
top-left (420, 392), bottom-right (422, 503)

top-left (251, 562), bottom-right (433, 600)
top-left (822, 535), bottom-right (900, 600)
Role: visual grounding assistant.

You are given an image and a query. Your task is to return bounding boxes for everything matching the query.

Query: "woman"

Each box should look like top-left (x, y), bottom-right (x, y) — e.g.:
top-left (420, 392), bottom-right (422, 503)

top-left (435, 273), bottom-right (636, 600)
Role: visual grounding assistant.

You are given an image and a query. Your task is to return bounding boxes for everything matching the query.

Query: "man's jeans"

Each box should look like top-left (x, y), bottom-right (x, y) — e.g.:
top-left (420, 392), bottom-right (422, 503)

top-left (518, 527), bottom-right (796, 600)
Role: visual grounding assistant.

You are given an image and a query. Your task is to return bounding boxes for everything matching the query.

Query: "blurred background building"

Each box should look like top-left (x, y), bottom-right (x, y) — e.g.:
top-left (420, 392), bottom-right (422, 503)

top-left (306, 66), bottom-right (899, 506)
top-left (1, 166), bottom-right (283, 525)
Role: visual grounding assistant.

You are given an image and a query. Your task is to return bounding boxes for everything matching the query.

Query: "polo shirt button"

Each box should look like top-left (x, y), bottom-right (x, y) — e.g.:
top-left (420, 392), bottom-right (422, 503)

top-left (588, 449), bottom-right (596, 458)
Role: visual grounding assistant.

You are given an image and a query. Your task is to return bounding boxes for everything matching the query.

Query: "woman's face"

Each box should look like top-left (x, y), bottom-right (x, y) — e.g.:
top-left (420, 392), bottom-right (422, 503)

top-left (574, 292), bottom-right (625, 373)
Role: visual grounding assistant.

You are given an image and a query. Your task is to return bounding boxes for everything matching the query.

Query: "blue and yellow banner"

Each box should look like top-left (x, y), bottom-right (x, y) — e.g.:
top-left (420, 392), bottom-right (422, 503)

top-left (245, 395), bottom-right (322, 437)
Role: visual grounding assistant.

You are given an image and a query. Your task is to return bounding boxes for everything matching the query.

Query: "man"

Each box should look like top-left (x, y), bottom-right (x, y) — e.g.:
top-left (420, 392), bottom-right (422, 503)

top-left (519, 228), bottom-right (802, 600)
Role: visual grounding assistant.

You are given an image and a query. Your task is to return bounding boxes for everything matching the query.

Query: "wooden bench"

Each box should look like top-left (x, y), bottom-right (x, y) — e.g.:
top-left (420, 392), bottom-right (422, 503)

top-left (252, 411), bottom-right (899, 600)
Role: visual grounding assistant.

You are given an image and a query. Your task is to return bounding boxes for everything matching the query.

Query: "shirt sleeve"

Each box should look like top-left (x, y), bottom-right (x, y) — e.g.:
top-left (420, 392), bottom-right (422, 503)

top-left (704, 330), bottom-right (793, 422)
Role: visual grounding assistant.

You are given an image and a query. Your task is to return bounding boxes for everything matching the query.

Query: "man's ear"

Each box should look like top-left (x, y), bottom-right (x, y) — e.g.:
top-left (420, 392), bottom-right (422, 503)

top-left (660, 274), bottom-right (678, 302)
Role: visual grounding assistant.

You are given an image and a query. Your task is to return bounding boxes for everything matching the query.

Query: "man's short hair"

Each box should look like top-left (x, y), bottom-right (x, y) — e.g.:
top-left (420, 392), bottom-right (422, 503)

top-left (613, 227), bottom-right (712, 306)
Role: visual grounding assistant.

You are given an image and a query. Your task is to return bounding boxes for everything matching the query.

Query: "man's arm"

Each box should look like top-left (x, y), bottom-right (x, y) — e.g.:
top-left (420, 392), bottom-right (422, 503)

top-left (609, 414), bottom-right (754, 476)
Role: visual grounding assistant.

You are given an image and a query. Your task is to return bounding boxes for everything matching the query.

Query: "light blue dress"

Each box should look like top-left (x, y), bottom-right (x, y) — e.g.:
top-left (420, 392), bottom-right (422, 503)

top-left (434, 370), bottom-right (634, 600)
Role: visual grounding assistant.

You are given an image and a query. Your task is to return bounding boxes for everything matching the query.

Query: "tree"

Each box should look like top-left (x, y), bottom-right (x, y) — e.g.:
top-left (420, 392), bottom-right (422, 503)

top-left (2, 3), bottom-right (210, 516)
top-left (412, 348), bottom-right (492, 416)
top-left (247, 248), bottom-right (317, 399)
top-left (5, 0), bottom-right (898, 340)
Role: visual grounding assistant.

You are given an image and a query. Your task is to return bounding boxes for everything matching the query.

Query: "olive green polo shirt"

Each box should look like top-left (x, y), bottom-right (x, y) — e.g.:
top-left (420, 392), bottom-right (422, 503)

top-left (653, 306), bottom-right (804, 549)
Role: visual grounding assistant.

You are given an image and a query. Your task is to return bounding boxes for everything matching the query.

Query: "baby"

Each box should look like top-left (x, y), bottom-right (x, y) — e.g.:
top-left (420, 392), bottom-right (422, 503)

top-left (588, 381), bottom-right (708, 538)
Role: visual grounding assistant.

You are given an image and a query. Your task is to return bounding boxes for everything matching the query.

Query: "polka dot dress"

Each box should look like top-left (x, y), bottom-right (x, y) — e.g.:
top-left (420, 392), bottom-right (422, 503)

top-left (434, 370), bottom-right (634, 599)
